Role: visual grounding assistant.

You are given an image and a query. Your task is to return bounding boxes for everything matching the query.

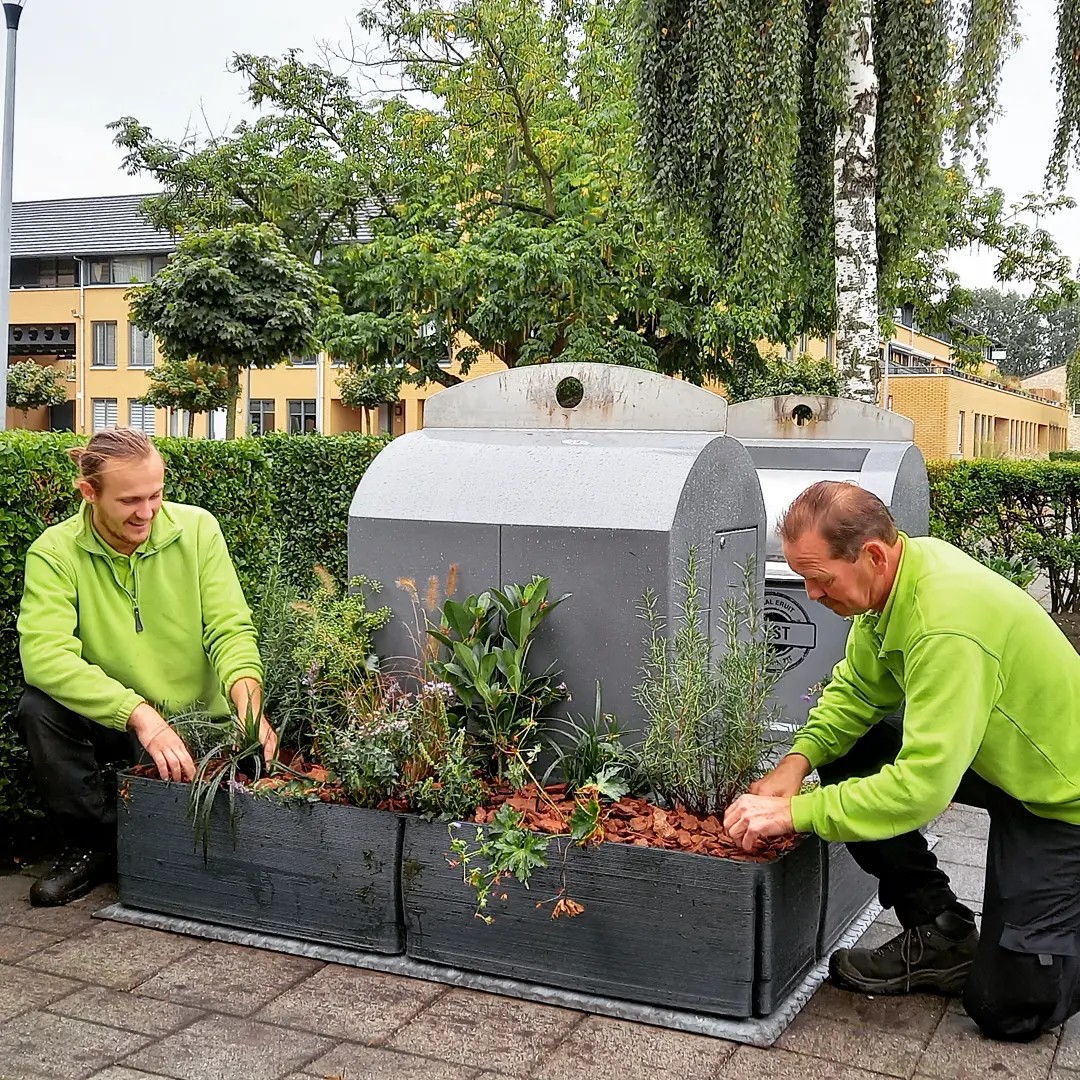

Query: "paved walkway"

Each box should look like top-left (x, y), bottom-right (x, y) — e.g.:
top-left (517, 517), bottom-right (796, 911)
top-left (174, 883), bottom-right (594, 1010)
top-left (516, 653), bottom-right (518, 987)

top-left (0, 804), bottom-right (1076, 1080)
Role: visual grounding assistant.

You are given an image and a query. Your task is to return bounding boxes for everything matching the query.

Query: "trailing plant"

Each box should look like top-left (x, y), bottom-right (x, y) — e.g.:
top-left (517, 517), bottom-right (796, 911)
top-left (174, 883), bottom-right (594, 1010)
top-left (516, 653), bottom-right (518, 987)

top-left (448, 787), bottom-right (603, 924)
top-left (542, 683), bottom-right (645, 799)
top-left (428, 577), bottom-right (570, 779)
top-left (635, 552), bottom-right (780, 816)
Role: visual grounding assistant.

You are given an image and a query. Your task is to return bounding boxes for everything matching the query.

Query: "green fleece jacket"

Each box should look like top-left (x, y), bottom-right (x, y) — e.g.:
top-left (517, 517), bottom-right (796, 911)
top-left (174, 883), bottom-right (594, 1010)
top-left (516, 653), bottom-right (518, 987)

top-left (789, 534), bottom-right (1080, 842)
top-left (18, 501), bottom-right (263, 731)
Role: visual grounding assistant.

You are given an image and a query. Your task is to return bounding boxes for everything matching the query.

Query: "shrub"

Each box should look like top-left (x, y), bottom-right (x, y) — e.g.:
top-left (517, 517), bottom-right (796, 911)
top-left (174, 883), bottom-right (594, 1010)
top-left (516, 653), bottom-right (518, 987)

top-left (262, 431), bottom-right (390, 588)
top-left (1049, 450), bottom-right (1080, 462)
top-left (928, 460), bottom-right (1080, 611)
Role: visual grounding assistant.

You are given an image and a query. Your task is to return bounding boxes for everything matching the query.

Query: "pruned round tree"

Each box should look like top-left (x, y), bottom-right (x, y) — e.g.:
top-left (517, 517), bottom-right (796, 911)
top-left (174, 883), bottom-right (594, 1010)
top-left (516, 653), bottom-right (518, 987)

top-left (6, 360), bottom-right (68, 418)
top-left (128, 224), bottom-right (330, 438)
top-left (139, 357), bottom-right (233, 437)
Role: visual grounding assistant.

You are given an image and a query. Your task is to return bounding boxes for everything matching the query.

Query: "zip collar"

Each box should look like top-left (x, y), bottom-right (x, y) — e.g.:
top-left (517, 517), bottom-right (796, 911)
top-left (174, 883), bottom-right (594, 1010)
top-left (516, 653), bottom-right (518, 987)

top-left (73, 501), bottom-right (184, 559)
top-left (865, 532), bottom-right (915, 657)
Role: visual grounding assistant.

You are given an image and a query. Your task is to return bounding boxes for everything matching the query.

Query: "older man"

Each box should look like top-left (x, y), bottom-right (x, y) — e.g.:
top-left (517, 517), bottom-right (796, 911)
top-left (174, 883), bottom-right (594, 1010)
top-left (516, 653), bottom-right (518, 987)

top-left (17, 427), bottom-right (274, 906)
top-left (724, 480), bottom-right (1080, 1042)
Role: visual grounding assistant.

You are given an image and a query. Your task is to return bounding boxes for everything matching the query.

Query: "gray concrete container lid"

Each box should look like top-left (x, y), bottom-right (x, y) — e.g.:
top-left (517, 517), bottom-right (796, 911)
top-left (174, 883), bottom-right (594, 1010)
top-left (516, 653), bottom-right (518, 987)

top-left (726, 396), bottom-right (914, 441)
top-left (424, 363), bottom-right (729, 432)
top-left (349, 427), bottom-right (743, 530)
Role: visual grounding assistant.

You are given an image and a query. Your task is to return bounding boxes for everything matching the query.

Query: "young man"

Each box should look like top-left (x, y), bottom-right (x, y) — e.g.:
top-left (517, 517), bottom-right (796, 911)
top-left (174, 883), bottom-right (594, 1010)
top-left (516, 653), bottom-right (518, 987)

top-left (17, 428), bottom-right (275, 906)
top-left (724, 480), bottom-right (1080, 1043)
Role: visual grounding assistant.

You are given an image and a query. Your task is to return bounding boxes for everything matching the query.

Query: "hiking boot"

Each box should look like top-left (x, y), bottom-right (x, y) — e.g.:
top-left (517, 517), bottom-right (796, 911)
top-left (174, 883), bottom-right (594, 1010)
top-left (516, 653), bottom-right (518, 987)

top-left (29, 848), bottom-right (113, 907)
top-left (830, 907), bottom-right (978, 996)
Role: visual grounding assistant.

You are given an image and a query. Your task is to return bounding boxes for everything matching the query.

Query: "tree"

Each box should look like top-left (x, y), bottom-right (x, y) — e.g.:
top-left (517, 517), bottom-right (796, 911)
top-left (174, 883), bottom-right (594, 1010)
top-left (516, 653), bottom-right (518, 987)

top-left (111, 0), bottom-right (797, 393)
top-left (139, 357), bottom-right (233, 437)
top-left (637, 1), bottom-right (1080, 395)
top-left (959, 288), bottom-right (1080, 379)
top-left (127, 224), bottom-right (329, 438)
top-left (724, 353), bottom-right (845, 405)
top-left (6, 360), bottom-right (68, 417)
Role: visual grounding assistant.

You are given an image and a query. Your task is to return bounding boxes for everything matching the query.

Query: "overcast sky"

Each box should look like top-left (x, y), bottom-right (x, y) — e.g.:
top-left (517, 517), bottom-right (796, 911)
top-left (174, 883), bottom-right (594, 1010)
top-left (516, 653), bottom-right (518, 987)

top-left (6, 0), bottom-right (1074, 291)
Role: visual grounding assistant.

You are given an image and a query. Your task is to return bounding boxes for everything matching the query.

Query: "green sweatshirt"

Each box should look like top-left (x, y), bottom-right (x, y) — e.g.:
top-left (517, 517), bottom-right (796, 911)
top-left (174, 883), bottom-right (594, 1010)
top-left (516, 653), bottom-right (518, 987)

top-left (18, 501), bottom-right (263, 731)
top-left (789, 534), bottom-right (1080, 842)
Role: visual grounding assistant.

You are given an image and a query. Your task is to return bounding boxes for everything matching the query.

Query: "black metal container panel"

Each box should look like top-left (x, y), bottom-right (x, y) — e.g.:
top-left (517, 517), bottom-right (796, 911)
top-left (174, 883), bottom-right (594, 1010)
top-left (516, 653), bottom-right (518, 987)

top-left (117, 774), bottom-right (404, 954)
top-left (402, 817), bottom-right (825, 1018)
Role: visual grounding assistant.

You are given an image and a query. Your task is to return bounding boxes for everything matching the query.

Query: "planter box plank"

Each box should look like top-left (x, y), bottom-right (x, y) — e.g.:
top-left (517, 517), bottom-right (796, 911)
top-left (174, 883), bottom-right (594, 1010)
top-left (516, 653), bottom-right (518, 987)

top-left (117, 774), bottom-right (404, 954)
top-left (403, 818), bottom-right (825, 1018)
top-left (819, 841), bottom-right (879, 955)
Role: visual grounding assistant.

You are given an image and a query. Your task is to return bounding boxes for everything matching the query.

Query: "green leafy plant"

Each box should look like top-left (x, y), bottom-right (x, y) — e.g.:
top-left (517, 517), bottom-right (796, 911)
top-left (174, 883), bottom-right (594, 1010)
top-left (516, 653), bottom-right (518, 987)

top-left (428, 577), bottom-right (570, 778)
top-left (542, 683), bottom-right (644, 799)
top-left (290, 567), bottom-right (392, 727)
top-left (978, 552), bottom-right (1040, 591)
top-left (635, 551), bottom-right (780, 815)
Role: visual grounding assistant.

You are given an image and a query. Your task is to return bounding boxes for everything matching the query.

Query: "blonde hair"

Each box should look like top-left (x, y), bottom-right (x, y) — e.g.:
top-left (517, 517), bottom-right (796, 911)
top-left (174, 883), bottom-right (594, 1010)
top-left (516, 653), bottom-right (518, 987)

top-left (69, 428), bottom-right (158, 493)
top-left (779, 480), bottom-right (898, 561)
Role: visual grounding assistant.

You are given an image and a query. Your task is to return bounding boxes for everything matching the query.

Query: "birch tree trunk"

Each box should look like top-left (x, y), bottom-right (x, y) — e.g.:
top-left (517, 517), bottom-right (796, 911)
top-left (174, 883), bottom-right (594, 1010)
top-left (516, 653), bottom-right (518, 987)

top-left (834, 3), bottom-right (879, 402)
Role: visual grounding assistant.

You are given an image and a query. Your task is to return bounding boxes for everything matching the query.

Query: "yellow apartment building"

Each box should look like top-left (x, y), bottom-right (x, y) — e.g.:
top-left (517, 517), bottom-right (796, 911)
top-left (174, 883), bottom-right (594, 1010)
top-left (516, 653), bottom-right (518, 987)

top-left (3, 194), bottom-right (1069, 462)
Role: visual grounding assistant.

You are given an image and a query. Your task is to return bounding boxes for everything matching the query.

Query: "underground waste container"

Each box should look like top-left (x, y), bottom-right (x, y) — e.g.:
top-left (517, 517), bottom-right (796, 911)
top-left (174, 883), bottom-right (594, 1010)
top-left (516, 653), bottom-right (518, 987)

top-left (349, 362), bottom-right (766, 732)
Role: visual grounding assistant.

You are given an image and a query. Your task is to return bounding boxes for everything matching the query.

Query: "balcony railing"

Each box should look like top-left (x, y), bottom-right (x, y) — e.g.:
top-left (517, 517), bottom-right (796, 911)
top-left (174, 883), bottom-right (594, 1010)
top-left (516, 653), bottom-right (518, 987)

top-left (885, 361), bottom-right (1064, 408)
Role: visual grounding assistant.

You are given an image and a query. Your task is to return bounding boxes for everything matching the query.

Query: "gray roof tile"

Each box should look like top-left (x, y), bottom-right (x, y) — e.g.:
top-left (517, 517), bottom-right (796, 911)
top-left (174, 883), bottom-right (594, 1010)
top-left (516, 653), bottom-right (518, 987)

top-left (12, 192), bottom-right (174, 258)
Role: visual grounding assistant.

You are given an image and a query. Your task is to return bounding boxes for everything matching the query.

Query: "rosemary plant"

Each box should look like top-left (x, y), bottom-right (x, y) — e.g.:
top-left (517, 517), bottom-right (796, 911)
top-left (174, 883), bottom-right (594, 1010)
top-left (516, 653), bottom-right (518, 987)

top-left (635, 550), bottom-right (780, 815)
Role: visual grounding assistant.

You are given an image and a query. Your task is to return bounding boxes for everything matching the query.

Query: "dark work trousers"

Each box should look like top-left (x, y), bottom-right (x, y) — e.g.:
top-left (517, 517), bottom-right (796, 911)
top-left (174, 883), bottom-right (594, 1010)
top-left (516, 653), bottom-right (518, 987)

top-left (819, 720), bottom-right (1080, 1041)
top-left (16, 687), bottom-right (142, 851)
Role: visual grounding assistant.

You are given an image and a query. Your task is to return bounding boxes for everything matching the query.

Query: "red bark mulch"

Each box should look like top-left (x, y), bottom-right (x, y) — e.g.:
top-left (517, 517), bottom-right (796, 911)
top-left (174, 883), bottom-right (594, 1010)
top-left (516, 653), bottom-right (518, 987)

top-left (475, 784), bottom-right (798, 862)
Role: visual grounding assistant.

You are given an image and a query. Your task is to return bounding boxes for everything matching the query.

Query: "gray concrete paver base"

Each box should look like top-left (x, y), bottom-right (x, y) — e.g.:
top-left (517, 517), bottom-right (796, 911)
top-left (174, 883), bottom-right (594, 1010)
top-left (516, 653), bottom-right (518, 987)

top-left (0, 802), bottom-right (1065, 1080)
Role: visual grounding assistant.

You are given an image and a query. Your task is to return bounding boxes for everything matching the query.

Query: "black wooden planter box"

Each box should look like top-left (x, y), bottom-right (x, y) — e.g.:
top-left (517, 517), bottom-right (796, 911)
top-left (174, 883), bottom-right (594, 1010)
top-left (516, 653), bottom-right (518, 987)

top-left (117, 774), bottom-right (404, 954)
top-left (402, 817), bottom-right (863, 1018)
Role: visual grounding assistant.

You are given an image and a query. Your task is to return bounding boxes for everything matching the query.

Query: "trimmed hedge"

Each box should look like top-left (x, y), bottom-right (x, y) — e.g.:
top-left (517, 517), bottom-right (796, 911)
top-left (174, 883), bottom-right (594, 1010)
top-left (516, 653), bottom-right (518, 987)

top-left (928, 459), bottom-right (1080, 612)
top-left (1049, 451), bottom-right (1080, 463)
top-left (0, 430), bottom-right (389, 825)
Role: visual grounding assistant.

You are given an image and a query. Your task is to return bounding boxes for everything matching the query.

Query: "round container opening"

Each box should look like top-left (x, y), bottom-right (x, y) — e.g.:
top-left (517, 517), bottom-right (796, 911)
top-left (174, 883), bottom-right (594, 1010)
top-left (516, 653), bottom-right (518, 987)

top-left (792, 404), bottom-right (814, 426)
top-left (556, 376), bottom-right (584, 410)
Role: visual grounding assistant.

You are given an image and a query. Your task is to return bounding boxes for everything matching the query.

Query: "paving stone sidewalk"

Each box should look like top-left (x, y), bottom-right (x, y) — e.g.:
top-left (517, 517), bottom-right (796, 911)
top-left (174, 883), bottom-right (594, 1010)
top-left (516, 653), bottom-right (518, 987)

top-left (1, 804), bottom-right (1076, 1080)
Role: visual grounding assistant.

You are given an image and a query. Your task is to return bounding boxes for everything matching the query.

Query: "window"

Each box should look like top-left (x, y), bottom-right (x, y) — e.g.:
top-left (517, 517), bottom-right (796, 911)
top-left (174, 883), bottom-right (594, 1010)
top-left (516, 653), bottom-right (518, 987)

top-left (957, 411), bottom-right (965, 456)
top-left (91, 398), bottom-right (118, 432)
top-left (11, 258), bottom-right (77, 288)
top-left (288, 398), bottom-right (317, 434)
top-left (289, 353), bottom-right (318, 366)
top-left (88, 255), bottom-right (169, 285)
top-left (248, 399), bottom-right (275, 436)
top-left (1072, 402), bottom-right (1080, 417)
top-left (110, 257), bottom-right (152, 284)
top-left (169, 408), bottom-right (192, 437)
top-left (129, 325), bottom-right (155, 368)
top-left (128, 400), bottom-right (156, 435)
top-left (91, 322), bottom-right (117, 367)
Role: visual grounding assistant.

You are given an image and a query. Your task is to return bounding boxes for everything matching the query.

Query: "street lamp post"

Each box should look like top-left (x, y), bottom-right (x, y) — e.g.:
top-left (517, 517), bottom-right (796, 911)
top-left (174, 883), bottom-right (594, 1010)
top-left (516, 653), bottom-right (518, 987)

top-left (0, 0), bottom-right (25, 432)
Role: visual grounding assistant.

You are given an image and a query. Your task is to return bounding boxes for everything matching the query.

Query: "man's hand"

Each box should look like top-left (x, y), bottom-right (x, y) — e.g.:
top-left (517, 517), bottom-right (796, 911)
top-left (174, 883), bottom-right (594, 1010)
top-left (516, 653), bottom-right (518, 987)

top-left (128, 703), bottom-right (195, 782)
top-left (724, 794), bottom-right (796, 853)
top-left (749, 753), bottom-right (812, 798)
top-left (230, 677), bottom-right (277, 764)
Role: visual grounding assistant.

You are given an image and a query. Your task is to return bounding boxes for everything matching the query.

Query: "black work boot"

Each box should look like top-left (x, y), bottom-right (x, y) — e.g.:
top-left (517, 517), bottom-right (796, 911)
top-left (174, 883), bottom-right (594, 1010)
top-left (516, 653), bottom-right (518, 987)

top-left (29, 848), bottom-right (113, 907)
top-left (830, 907), bottom-right (979, 996)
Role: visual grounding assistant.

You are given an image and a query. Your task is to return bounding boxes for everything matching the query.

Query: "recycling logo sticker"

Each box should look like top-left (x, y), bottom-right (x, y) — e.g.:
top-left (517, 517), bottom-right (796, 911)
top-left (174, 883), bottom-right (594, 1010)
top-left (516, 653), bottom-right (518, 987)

top-left (764, 590), bottom-right (817, 674)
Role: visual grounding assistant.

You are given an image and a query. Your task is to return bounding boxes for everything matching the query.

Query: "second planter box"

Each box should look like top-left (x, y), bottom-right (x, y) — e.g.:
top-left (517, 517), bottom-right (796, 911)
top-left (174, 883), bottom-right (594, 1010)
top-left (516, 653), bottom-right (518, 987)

top-left (401, 816), bottom-right (867, 1018)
